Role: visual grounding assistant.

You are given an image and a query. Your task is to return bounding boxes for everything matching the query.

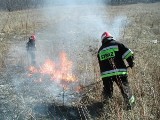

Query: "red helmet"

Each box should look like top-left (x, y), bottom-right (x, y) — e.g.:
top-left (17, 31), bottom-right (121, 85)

top-left (30, 35), bottom-right (36, 40)
top-left (101, 32), bottom-right (113, 42)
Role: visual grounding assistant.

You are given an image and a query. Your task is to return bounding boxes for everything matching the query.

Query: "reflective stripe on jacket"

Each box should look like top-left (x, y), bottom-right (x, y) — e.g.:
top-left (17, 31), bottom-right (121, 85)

top-left (101, 69), bottom-right (127, 78)
top-left (122, 49), bottom-right (134, 59)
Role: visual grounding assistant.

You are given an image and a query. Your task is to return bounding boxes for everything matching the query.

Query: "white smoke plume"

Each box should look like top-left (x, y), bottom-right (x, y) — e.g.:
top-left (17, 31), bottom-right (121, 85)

top-left (36, 0), bottom-right (126, 62)
top-left (32, 0), bottom-right (127, 104)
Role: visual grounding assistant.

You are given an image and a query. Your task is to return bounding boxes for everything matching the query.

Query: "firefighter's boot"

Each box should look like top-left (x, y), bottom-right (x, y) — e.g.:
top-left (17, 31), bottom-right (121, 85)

top-left (126, 96), bottom-right (135, 110)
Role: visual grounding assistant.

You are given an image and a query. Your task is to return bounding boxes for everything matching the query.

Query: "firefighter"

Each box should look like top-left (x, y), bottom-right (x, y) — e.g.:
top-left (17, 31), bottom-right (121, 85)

top-left (26, 35), bottom-right (36, 65)
top-left (97, 32), bottom-right (135, 110)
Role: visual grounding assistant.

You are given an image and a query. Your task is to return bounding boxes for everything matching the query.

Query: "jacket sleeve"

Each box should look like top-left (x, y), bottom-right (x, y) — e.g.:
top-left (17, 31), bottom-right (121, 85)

top-left (119, 43), bottom-right (134, 67)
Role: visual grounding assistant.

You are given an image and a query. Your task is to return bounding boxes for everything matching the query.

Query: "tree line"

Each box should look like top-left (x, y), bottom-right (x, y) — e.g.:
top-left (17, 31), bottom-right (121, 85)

top-left (0, 0), bottom-right (44, 11)
top-left (110, 0), bottom-right (159, 4)
top-left (0, 0), bottom-right (159, 11)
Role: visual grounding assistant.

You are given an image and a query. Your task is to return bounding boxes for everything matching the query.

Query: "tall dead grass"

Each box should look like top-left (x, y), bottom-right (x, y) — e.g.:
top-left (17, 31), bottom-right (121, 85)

top-left (88, 3), bottom-right (160, 120)
top-left (0, 2), bottom-right (160, 120)
top-left (118, 3), bottom-right (160, 120)
top-left (0, 9), bottom-right (47, 35)
top-left (0, 9), bottom-right (47, 70)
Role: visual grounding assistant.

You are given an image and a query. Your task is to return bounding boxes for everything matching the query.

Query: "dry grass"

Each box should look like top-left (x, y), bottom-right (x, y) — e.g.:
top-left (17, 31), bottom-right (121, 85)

top-left (0, 9), bottom-right (47, 34)
top-left (0, 9), bottom-right (48, 70)
top-left (0, 2), bottom-right (160, 120)
top-left (113, 3), bottom-right (160, 120)
top-left (86, 3), bottom-right (160, 120)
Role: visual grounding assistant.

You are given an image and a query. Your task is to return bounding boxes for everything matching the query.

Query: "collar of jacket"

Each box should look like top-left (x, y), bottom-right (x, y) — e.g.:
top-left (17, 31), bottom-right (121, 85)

top-left (102, 38), bottom-right (114, 44)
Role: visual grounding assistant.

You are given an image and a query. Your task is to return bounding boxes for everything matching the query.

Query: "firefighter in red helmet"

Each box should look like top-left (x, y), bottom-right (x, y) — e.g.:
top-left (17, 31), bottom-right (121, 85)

top-left (26, 35), bottom-right (36, 65)
top-left (97, 32), bottom-right (135, 110)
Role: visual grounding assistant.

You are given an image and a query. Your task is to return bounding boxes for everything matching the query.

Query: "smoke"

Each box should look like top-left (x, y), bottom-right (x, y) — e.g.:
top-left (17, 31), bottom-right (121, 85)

top-left (7, 1), bottom-right (127, 118)
top-left (36, 0), bottom-right (126, 57)
top-left (33, 0), bottom-right (127, 103)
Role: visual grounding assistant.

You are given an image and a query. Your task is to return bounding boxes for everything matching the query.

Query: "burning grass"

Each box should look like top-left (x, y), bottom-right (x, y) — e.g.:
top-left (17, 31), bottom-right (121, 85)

top-left (28, 51), bottom-right (77, 87)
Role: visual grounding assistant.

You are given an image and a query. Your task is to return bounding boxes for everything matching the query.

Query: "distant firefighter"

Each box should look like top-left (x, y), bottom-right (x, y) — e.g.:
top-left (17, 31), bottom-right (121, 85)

top-left (26, 35), bottom-right (36, 65)
top-left (97, 32), bottom-right (135, 110)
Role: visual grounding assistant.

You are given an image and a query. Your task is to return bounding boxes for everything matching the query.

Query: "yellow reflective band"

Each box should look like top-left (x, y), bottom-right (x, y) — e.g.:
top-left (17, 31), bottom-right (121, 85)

top-left (129, 96), bottom-right (135, 104)
top-left (125, 52), bottom-right (133, 59)
top-left (101, 71), bottom-right (128, 78)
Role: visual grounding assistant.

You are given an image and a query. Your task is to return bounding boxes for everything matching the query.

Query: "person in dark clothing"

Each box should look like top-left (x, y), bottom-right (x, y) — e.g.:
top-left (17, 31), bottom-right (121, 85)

top-left (97, 32), bottom-right (135, 110)
top-left (26, 35), bottom-right (36, 65)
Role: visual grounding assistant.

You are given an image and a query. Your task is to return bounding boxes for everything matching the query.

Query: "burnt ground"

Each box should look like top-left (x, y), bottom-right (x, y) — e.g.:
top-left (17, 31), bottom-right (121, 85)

top-left (0, 35), bottom-right (102, 120)
top-left (0, 33), bottom-right (103, 120)
top-left (0, 5), bottom-right (127, 120)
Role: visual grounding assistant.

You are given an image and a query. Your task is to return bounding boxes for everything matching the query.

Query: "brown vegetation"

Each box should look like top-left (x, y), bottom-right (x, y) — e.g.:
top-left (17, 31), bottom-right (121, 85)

top-left (121, 3), bottom-right (160, 119)
top-left (0, 2), bottom-right (160, 120)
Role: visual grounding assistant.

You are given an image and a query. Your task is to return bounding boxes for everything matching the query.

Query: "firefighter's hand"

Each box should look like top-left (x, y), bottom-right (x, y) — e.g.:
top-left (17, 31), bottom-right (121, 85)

top-left (129, 62), bottom-right (135, 68)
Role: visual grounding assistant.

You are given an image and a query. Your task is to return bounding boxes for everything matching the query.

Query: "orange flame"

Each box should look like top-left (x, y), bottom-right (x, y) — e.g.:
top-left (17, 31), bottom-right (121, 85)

top-left (28, 52), bottom-right (76, 84)
top-left (40, 59), bottom-right (55, 75)
top-left (28, 66), bottom-right (38, 74)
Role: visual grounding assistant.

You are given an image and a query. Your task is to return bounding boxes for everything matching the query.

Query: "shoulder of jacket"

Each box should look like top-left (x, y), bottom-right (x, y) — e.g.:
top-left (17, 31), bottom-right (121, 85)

top-left (113, 40), bottom-right (125, 46)
top-left (110, 39), bottom-right (118, 43)
top-left (98, 46), bottom-right (102, 51)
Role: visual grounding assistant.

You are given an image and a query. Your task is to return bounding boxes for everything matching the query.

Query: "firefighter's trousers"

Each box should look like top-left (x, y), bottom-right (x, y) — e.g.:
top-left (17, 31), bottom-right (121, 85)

top-left (28, 50), bottom-right (36, 65)
top-left (102, 75), bottom-right (133, 104)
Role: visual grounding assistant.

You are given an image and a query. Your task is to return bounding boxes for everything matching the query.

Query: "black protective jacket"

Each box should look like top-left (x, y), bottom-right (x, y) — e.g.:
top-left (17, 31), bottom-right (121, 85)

top-left (97, 38), bottom-right (134, 78)
top-left (26, 39), bottom-right (36, 51)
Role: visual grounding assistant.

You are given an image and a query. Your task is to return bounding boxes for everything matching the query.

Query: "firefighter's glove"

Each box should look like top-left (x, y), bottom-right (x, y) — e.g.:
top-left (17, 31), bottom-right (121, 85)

top-left (129, 62), bottom-right (135, 68)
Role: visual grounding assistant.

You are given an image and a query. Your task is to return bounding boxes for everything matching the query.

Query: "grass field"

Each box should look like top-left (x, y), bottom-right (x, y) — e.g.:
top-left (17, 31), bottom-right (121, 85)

top-left (0, 2), bottom-right (160, 120)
